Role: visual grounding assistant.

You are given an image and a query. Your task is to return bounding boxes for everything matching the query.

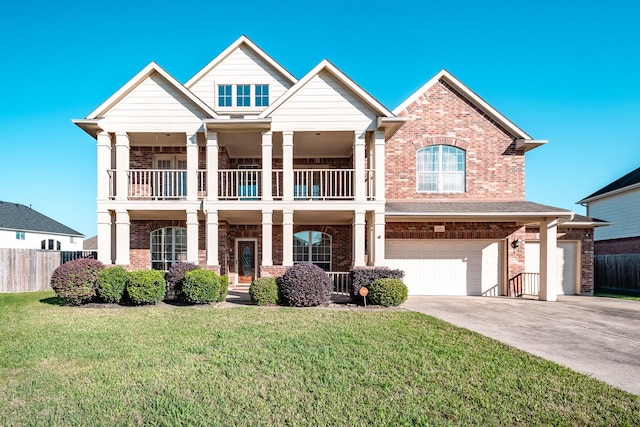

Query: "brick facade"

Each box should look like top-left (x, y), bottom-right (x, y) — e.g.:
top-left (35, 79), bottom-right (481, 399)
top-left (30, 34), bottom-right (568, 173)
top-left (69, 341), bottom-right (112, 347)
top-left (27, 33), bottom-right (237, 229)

top-left (386, 79), bottom-right (525, 201)
top-left (594, 236), bottom-right (640, 255)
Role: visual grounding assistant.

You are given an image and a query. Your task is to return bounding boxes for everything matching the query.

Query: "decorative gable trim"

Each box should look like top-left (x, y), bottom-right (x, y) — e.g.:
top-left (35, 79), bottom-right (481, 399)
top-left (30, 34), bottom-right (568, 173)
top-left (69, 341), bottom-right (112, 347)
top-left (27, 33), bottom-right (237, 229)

top-left (86, 62), bottom-right (218, 119)
top-left (259, 59), bottom-right (395, 119)
top-left (185, 35), bottom-right (297, 89)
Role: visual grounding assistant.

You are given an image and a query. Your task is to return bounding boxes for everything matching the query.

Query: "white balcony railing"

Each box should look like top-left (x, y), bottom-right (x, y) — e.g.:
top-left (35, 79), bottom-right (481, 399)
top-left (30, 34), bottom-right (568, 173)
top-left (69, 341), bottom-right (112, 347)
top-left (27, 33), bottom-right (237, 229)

top-left (128, 169), bottom-right (187, 199)
top-left (106, 168), bottom-right (374, 202)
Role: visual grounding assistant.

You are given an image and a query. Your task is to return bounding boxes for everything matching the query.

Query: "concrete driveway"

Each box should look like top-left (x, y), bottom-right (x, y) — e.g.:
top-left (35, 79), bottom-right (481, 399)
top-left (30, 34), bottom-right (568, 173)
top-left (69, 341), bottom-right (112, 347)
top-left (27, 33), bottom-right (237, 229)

top-left (404, 295), bottom-right (640, 396)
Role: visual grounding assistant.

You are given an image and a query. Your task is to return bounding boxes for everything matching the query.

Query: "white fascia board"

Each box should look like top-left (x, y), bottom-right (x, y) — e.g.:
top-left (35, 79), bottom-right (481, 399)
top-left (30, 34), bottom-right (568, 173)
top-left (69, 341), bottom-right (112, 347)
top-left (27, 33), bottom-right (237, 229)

top-left (260, 59), bottom-right (395, 119)
top-left (385, 210), bottom-right (575, 222)
top-left (71, 119), bottom-right (101, 138)
top-left (578, 182), bottom-right (640, 205)
top-left (185, 35), bottom-right (297, 89)
top-left (394, 69), bottom-right (534, 140)
top-left (87, 62), bottom-right (218, 119)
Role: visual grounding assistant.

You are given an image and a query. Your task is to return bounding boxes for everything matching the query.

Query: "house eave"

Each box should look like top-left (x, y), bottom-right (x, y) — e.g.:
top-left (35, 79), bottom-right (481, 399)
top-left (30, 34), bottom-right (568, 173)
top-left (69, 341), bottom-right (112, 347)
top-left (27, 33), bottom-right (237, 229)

top-left (385, 211), bottom-right (575, 223)
top-left (515, 138), bottom-right (548, 152)
top-left (578, 182), bottom-right (640, 205)
top-left (72, 119), bottom-right (101, 138)
top-left (378, 117), bottom-right (408, 139)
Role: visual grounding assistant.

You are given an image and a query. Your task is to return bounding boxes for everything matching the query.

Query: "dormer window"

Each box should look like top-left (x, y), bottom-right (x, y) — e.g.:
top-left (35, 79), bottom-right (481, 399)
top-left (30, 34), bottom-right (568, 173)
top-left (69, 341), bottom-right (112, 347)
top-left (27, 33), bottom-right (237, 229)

top-left (216, 84), bottom-right (269, 108)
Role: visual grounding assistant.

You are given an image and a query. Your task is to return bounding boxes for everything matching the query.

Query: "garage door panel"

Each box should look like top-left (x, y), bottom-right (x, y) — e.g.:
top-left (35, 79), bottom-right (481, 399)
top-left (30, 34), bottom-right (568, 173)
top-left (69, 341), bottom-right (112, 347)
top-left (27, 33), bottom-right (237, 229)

top-left (386, 240), bottom-right (501, 296)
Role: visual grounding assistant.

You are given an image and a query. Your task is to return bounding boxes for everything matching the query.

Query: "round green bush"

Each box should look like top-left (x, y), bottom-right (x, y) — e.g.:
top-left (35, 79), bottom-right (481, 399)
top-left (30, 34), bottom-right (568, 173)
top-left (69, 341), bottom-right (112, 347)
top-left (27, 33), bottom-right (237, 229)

top-left (182, 269), bottom-right (220, 304)
top-left (368, 278), bottom-right (408, 307)
top-left (96, 266), bottom-right (129, 303)
top-left (278, 264), bottom-right (331, 307)
top-left (126, 270), bottom-right (166, 305)
top-left (249, 277), bottom-right (278, 305)
top-left (218, 275), bottom-right (229, 302)
top-left (50, 258), bottom-right (104, 305)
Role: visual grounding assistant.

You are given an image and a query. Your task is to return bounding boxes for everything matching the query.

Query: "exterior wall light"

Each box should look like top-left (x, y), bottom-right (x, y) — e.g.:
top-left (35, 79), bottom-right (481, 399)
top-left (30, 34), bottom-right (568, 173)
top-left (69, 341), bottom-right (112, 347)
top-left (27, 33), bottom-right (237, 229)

top-left (511, 238), bottom-right (522, 249)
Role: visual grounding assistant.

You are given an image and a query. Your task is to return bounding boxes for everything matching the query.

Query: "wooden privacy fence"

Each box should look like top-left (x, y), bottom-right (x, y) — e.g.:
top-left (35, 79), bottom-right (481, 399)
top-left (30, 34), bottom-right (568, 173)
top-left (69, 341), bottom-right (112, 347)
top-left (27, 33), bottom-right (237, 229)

top-left (0, 249), bottom-right (61, 293)
top-left (594, 254), bottom-right (640, 295)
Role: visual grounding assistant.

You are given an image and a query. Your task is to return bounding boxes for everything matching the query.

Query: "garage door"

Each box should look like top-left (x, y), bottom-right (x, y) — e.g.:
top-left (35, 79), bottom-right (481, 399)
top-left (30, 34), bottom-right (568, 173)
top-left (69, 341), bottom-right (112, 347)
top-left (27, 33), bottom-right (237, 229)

top-left (385, 240), bottom-right (502, 296)
top-left (524, 241), bottom-right (577, 295)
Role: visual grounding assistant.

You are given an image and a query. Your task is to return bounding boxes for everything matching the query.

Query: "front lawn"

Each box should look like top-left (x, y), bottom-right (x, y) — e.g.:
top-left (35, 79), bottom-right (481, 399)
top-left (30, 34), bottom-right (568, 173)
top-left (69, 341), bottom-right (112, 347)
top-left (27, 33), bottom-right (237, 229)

top-left (1, 292), bottom-right (638, 426)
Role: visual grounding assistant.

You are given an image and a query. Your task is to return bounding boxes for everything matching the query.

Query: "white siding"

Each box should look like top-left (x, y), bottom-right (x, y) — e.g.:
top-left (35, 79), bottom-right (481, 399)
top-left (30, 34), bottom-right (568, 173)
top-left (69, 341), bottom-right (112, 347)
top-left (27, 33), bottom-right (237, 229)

top-left (270, 71), bottom-right (378, 132)
top-left (101, 72), bottom-right (207, 133)
top-left (189, 45), bottom-right (293, 112)
top-left (589, 188), bottom-right (640, 241)
top-left (0, 229), bottom-right (84, 251)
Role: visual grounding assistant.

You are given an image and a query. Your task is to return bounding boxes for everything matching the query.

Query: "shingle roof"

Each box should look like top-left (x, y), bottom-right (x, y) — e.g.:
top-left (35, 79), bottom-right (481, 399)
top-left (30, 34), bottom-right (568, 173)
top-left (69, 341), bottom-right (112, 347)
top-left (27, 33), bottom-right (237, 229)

top-left (0, 201), bottom-right (83, 236)
top-left (580, 166), bottom-right (640, 202)
top-left (386, 201), bottom-right (573, 216)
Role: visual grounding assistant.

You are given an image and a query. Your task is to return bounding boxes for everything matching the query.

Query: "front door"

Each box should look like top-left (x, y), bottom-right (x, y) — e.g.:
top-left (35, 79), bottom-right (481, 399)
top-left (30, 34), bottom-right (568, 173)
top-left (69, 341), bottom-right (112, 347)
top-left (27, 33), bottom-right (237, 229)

top-left (236, 240), bottom-right (257, 285)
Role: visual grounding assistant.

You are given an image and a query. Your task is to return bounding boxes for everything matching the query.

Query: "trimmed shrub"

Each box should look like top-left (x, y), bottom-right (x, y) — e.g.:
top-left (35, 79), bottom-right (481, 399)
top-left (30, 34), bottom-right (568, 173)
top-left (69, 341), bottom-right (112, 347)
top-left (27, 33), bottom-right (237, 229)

top-left (218, 275), bottom-right (229, 303)
top-left (126, 270), bottom-right (166, 305)
top-left (50, 258), bottom-right (104, 305)
top-left (349, 268), bottom-right (405, 301)
top-left (249, 277), bottom-right (278, 305)
top-left (278, 264), bottom-right (331, 307)
top-left (165, 262), bottom-right (200, 300)
top-left (96, 266), bottom-right (128, 303)
top-left (182, 269), bottom-right (220, 304)
top-left (368, 278), bottom-right (408, 307)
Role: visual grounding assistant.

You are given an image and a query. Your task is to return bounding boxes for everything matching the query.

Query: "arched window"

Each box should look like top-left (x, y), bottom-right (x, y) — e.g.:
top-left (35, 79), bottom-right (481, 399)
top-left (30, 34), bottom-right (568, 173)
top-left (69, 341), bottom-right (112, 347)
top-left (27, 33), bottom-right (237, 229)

top-left (416, 145), bottom-right (466, 193)
top-left (150, 227), bottom-right (187, 270)
top-left (293, 231), bottom-right (332, 271)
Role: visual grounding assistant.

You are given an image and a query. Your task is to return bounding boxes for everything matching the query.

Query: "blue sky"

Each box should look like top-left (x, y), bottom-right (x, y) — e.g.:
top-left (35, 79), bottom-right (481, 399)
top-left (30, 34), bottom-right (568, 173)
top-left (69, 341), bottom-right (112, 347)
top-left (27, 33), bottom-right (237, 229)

top-left (1, 1), bottom-right (639, 238)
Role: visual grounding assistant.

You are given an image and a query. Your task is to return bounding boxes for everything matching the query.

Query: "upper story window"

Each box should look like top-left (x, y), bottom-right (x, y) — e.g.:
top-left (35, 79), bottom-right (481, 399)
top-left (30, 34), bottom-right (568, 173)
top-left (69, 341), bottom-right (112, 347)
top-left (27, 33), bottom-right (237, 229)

top-left (16, 231), bottom-right (25, 240)
top-left (236, 85), bottom-right (251, 106)
top-left (255, 85), bottom-right (269, 107)
top-left (216, 84), bottom-right (269, 108)
top-left (41, 239), bottom-right (61, 250)
top-left (417, 145), bottom-right (465, 193)
top-left (218, 85), bottom-right (232, 107)
top-left (70, 236), bottom-right (77, 243)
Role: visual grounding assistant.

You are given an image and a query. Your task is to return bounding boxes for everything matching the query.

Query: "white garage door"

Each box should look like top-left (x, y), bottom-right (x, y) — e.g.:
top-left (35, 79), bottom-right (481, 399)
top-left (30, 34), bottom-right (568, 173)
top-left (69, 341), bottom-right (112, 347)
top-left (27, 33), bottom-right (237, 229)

top-left (524, 241), bottom-right (577, 295)
top-left (385, 240), bottom-right (502, 296)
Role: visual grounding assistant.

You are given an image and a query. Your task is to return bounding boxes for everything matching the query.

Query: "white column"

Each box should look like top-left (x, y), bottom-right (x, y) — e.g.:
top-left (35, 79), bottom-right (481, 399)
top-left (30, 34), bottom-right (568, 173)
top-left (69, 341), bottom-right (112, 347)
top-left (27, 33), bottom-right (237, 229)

top-left (283, 210), bottom-right (294, 266)
top-left (96, 131), bottom-right (112, 201)
top-left (115, 209), bottom-right (130, 265)
top-left (206, 131), bottom-right (218, 202)
top-left (186, 209), bottom-right (199, 264)
top-left (186, 133), bottom-right (198, 201)
top-left (206, 210), bottom-right (219, 266)
top-left (354, 131), bottom-right (366, 201)
top-left (353, 210), bottom-right (366, 266)
top-left (97, 210), bottom-right (112, 265)
top-left (374, 211), bottom-right (386, 266)
top-left (262, 209), bottom-right (273, 266)
top-left (282, 131), bottom-right (294, 202)
top-left (539, 218), bottom-right (559, 302)
top-left (374, 130), bottom-right (386, 202)
top-left (115, 132), bottom-right (130, 201)
top-left (262, 131), bottom-right (273, 201)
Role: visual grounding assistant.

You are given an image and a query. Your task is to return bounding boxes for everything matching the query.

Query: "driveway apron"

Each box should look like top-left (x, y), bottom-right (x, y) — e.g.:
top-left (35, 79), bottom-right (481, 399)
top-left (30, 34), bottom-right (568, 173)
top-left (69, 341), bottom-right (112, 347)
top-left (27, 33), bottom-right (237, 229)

top-left (404, 295), bottom-right (640, 396)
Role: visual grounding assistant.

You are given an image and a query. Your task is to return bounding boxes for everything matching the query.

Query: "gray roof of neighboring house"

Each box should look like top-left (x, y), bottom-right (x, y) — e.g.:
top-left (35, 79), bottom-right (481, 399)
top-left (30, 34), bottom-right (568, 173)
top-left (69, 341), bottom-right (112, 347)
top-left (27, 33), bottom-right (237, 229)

top-left (0, 201), bottom-right (83, 237)
top-left (83, 235), bottom-right (98, 250)
top-left (580, 166), bottom-right (640, 202)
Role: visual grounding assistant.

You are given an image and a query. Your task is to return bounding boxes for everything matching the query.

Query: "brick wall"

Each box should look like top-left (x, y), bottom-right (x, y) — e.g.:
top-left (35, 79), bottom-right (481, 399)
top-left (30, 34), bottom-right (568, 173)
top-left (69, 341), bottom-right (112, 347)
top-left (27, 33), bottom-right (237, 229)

top-left (594, 236), bottom-right (640, 255)
top-left (387, 79), bottom-right (524, 200)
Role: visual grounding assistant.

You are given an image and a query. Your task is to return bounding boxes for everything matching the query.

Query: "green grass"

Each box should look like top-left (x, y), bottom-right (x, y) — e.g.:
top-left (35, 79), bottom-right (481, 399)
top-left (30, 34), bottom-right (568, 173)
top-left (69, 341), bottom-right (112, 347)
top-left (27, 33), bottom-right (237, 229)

top-left (595, 292), bottom-right (640, 301)
top-left (1, 292), bottom-right (639, 426)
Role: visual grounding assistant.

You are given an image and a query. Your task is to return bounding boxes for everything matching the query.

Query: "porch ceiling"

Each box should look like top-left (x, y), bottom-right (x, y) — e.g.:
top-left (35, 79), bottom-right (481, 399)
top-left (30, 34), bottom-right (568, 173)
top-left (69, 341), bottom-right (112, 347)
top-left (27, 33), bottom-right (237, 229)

top-left (220, 131), bottom-right (353, 159)
top-left (218, 209), bottom-right (354, 225)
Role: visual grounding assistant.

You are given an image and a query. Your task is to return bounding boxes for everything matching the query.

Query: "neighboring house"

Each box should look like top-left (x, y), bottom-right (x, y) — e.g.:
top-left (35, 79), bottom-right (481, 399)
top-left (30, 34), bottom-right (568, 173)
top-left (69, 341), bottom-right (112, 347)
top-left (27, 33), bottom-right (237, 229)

top-left (579, 166), bottom-right (640, 255)
top-left (0, 201), bottom-right (84, 250)
top-left (73, 35), bottom-right (598, 300)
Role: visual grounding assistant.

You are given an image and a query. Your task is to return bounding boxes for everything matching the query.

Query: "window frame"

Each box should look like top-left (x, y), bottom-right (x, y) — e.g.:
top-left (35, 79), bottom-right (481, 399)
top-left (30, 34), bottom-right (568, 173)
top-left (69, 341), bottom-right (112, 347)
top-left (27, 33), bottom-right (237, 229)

top-left (293, 230), bottom-right (332, 272)
top-left (255, 84), bottom-right (269, 107)
top-left (150, 226), bottom-right (187, 270)
top-left (218, 84), bottom-right (232, 107)
top-left (16, 231), bottom-right (25, 240)
top-left (416, 145), bottom-right (466, 193)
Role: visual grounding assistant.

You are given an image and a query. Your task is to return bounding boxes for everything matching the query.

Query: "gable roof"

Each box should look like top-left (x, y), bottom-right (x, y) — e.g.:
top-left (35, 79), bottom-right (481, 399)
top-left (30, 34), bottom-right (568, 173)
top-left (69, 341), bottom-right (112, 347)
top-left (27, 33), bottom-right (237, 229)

top-left (0, 201), bottom-right (83, 237)
top-left (185, 35), bottom-right (297, 89)
top-left (579, 166), bottom-right (640, 204)
top-left (85, 62), bottom-right (218, 120)
top-left (394, 69), bottom-right (547, 150)
top-left (260, 59), bottom-right (395, 119)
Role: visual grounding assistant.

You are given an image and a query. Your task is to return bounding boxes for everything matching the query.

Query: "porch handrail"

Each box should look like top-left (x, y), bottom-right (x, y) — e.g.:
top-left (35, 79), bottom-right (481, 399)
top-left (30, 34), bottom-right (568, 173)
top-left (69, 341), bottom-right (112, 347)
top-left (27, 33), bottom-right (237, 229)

top-left (328, 272), bottom-right (351, 296)
top-left (508, 272), bottom-right (540, 297)
top-left (219, 169), bottom-right (263, 200)
top-left (293, 169), bottom-right (354, 200)
top-left (128, 169), bottom-right (187, 199)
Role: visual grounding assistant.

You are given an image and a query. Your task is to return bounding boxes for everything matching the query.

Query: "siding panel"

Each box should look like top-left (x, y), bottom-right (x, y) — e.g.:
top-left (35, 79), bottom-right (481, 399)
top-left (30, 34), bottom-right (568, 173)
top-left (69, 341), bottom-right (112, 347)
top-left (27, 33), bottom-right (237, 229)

top-left (590, 188), bottom-right (640, 241)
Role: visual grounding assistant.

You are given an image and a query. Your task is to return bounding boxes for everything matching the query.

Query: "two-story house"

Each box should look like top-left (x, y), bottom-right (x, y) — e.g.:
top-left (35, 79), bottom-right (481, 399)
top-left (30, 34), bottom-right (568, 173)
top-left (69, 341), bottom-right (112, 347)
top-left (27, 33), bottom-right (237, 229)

top-left (74, 36), bottom-right (598, 300)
